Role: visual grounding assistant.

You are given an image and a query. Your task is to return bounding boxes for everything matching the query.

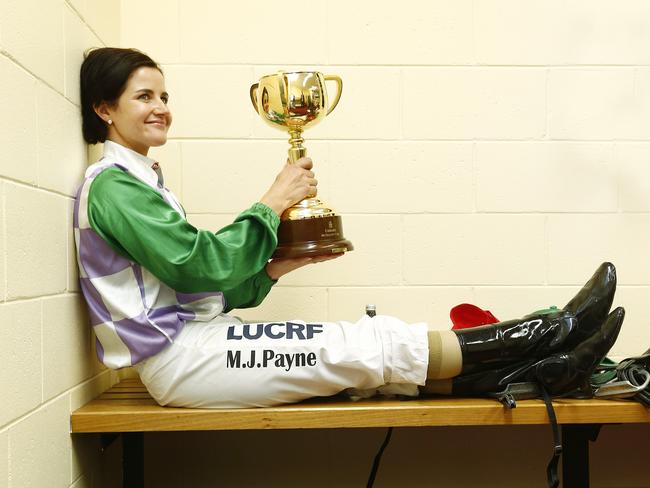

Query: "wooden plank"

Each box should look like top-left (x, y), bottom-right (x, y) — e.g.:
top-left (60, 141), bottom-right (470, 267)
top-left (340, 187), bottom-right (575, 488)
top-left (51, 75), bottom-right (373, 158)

top-left (98, 393), bottom-right (153, 400)
top-left (71, 380), bottom-right (650, 433)
top-left (106, 385), bottom-right (147, 393)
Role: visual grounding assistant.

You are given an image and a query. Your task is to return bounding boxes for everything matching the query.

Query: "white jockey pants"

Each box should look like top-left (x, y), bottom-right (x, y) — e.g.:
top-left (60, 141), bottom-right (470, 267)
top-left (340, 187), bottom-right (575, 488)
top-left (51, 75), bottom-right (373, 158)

top-left (135, 314), bottom-right (429, 408)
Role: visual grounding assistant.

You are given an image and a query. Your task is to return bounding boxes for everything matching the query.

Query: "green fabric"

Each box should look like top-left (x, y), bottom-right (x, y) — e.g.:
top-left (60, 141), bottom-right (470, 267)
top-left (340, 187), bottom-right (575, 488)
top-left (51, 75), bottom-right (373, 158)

top-left (590, 357), bottom-right (619, 385)
top-left (529, 305), bottom-right (560, 315)
top-left (87, 167), bottom-right (279, 310)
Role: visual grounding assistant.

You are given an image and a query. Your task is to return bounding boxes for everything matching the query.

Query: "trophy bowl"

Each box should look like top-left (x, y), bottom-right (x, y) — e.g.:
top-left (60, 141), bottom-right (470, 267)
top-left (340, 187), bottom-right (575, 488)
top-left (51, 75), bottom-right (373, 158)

top-left (250, 71), bottom-right (353, 259)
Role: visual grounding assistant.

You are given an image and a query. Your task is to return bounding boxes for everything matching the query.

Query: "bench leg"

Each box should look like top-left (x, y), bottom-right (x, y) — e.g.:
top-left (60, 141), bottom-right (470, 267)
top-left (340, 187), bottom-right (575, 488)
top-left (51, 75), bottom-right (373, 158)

top-left (561, 424), bottom-right (601, 488)
top-left (123, 432), bottom-right (144, 488)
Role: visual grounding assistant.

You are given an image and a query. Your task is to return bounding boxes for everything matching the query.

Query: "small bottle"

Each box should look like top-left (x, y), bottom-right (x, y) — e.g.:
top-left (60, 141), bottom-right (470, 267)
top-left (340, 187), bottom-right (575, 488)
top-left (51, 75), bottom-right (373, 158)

top-left (365, 304), bottom-right (376, 318)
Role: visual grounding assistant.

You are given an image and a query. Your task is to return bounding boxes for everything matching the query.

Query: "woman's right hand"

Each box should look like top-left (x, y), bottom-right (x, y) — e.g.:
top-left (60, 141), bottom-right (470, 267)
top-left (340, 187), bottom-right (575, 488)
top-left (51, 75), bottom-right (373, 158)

top-left (259, 157), bottom-right (318, 216)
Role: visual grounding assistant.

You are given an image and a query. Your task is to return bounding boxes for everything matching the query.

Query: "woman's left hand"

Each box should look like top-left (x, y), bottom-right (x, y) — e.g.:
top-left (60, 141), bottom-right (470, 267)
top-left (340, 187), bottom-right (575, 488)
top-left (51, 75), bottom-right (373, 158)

top-left (265, 253), bottom-right (344, 281)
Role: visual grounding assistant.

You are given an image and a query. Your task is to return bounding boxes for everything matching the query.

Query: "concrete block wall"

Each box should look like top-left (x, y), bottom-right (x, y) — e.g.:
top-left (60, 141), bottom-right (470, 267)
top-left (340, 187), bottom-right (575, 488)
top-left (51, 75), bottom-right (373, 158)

top-left (118, 1), bottom-right (650, 486)
top-left (0, 1), bottom-right (120, 487)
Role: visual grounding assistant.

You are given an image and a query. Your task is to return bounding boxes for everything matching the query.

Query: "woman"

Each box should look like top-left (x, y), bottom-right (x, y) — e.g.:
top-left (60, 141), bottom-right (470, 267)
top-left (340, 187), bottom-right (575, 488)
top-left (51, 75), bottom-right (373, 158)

top-left (75, 47), bottom-right (623, 408)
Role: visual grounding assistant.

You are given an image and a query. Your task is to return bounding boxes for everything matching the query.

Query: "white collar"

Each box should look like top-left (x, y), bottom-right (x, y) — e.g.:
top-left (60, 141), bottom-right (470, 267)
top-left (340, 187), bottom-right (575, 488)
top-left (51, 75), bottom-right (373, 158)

top-left (98, 140), bottom-right (159, 188)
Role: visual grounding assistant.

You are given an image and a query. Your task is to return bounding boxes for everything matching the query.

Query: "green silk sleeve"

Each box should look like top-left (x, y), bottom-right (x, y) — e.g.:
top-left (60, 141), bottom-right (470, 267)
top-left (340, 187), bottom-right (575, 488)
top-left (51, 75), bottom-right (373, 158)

top-left (87, 167), bottom-right (279, 302)
top-left (222, 267), bottom-right (277, 312)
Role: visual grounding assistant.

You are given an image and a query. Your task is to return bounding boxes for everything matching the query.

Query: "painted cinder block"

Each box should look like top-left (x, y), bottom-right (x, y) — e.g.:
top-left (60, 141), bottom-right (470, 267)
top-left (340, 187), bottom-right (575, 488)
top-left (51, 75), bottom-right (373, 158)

top-left (8, 397), bottom-right (71, 488)
top-left (83, 0), bottom-right (120, 47)
top-left (64, 4), bottom-right (104, 106)
top-left (626, 68), bottom-right (650, 140)
top-left (277, 215), bottom-right (402, 287)
top-left (0, 183), bottom-right (5, 301)
top-left (181, 140), bottom-right (286, 214)
top-left (403, 214), bottom-right (546, 285)
top-left (328, 0), bottom-right (473, 65)
top-left (475, 0), bottom-right (563, 65)
top-left (476, 142), bottom-right (617, 212)
top-left (548, 68), bottom-right (635, 140)
top-left (178, 0), bottom-right (328, 65)
top-left (307, 67), bottom-right (401, 141)
top-left (5, 184), bottom-right (67, 299)
top-left (476, 0), bottom-right (650, 66)
top-left (163, 65), bottom-right (255, 139)
top-left (234, 287), bottom-right (329, 323)
top-left (36, 83), bottom-right (86, 196)
top-left (328, 286), bottom-right (476, 328)
top-left (42, 295), bottom-right (93, 402)
top-left (547, 214), bottom-right (650, 285)
top-left (0, 55), bottom-right (38, 185)
top-left (616, 143), bottom-right (650, 212)
top-left (606, 286), bottom-right (650, 360)
top-left (329, 141), bottom-right (473, 214)
top-left (0, 0), bottom-right (64, 92)
top-left (120, 0), bottom-right (180, 64)
top-left (0, 301), bottom-right (42, 427)
top-left (66, 0), bottom-right (86, 19)
top-left (403, 68), bottom-right (546, 140)
top-left (181, 140), bottom-right (329, 214)
top-left (69, 370), bottom-right (114, 412)
top-left (0, 430), bottom-right (6, 488)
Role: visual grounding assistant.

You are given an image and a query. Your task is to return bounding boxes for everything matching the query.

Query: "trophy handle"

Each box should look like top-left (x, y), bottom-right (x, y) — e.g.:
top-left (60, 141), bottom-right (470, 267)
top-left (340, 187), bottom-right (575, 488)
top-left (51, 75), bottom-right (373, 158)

top-left (324, 75), bottom-right (342, 115)
top-left (249, 83), bottom-right (259, 114)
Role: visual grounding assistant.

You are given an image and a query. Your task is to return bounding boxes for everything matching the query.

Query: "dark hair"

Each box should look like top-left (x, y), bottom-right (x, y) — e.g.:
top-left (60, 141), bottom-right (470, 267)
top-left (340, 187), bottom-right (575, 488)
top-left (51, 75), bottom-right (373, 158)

top-left (80, 47), bottom-right (162, 144)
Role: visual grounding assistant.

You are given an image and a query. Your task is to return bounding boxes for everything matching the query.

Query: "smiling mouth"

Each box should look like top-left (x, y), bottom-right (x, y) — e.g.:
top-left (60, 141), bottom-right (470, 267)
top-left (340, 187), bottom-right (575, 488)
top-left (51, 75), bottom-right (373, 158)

top-left (147, 121), bottom-right (167, 128)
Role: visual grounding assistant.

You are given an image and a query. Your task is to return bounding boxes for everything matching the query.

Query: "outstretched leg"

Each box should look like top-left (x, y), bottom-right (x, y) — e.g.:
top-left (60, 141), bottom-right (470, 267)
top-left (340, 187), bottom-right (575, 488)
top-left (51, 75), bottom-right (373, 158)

top-left (135, 262), bottom-right (619, 407)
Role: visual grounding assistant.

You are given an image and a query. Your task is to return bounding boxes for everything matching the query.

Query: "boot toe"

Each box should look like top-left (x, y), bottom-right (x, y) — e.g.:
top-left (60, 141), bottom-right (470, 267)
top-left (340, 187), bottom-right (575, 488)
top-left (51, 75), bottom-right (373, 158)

top-left (533, 307), bottom-right (625, 396)
top-left (563, 262), bottom-right (617, 348)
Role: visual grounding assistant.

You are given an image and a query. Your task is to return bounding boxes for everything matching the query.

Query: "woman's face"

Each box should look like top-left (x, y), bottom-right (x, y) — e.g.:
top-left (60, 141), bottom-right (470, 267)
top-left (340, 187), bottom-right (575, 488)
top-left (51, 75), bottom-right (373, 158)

top-left (99, 66), bottom-right (172, 156)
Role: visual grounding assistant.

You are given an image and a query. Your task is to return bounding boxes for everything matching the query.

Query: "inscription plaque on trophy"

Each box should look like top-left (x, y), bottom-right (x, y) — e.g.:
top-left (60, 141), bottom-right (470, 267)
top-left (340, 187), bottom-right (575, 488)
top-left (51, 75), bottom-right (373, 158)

top-left (250, 71), bottom-right (354, 259)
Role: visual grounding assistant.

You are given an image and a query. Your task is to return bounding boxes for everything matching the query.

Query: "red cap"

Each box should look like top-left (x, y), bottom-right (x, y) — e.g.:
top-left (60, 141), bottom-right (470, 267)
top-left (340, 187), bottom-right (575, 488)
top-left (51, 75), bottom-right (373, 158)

top-left (450, 303), bottom-right (499, 330)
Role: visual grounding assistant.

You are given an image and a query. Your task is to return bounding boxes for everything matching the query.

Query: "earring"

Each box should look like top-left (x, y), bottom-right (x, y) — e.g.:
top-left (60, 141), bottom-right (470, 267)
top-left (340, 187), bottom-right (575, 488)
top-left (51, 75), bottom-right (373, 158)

top-left (107, 119), bottom-right (113, 125)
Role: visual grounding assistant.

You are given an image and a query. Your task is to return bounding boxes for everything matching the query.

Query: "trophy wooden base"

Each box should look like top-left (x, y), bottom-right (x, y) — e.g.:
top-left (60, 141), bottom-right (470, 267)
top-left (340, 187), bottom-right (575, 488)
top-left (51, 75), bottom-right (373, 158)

top-left (273, 215), bottom-right (354, 259)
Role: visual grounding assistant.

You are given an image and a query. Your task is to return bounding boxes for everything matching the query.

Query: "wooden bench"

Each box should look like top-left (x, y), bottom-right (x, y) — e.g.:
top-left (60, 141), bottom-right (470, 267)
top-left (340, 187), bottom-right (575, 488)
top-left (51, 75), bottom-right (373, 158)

top-left (71, 378), bottom-right (650, 487)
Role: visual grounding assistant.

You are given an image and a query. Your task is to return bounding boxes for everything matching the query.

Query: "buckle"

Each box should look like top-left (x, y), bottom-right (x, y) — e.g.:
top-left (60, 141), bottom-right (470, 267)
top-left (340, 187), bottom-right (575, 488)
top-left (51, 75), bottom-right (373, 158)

top-left (490, 382), bottom-right (541, 409)
top-left (594, 369), bottom-right (650, 398)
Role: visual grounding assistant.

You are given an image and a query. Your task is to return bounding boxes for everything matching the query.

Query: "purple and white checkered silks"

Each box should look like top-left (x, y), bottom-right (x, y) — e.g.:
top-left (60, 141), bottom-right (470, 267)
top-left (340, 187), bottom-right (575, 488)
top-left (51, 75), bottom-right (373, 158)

top-left (74, 161), bottom-right (225, 368)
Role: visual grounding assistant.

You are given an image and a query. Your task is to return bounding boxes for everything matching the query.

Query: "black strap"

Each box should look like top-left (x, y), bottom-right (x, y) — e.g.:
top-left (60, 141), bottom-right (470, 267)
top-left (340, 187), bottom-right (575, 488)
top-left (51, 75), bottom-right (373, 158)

top-left (541, 386), bottom-right (562, 488)
top-left (366, 427), bottom-right (393, 488)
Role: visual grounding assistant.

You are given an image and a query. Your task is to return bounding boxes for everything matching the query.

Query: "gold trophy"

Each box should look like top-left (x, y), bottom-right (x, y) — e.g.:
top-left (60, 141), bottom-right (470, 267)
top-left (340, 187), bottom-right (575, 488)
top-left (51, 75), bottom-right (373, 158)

top-left (250, 71), bottom-right (354, 258)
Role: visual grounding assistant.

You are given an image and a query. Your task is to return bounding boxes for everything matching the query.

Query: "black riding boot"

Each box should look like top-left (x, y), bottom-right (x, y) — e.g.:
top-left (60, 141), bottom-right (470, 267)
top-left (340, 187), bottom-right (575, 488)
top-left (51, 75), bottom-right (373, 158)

top-left (454, 310), bottom-right (577, 374)
top-left (532, 307), bottom-right (625, 396)
top-left (560, 262), bottom-right (617, 350)
top-left (451, 307), bottom-right (625, 397)
top-left (451, 357), bottom-right (538, 396)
